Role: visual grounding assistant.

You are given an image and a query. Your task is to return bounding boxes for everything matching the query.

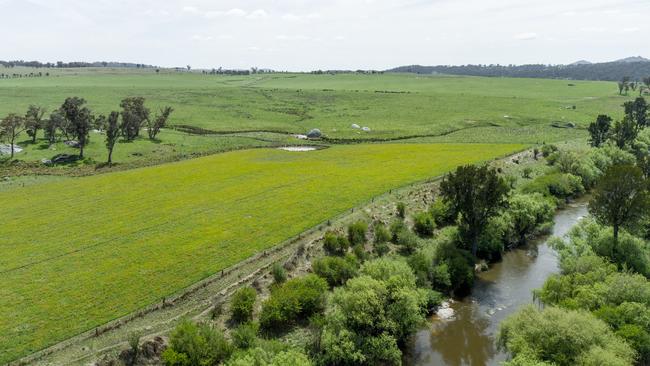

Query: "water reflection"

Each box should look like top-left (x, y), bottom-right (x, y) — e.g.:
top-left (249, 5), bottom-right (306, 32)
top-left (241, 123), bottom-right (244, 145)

top-left (406, 201), bottom-right (588, 366)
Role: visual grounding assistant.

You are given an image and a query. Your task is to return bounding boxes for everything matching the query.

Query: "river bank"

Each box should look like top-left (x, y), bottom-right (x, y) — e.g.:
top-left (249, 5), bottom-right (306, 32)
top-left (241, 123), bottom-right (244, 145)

top-left (406, 198), bottom-right (589, 366)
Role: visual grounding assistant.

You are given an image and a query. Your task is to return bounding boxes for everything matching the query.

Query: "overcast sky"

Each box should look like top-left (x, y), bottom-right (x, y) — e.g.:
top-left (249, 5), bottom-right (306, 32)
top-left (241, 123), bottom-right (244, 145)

top-left (1, 0), bottom-right (648, 70)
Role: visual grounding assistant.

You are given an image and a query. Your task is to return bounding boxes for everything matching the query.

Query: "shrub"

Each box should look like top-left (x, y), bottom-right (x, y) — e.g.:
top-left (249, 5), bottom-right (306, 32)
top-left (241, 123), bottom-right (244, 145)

top-left (429, 199), bottom-right (456, 227)
top-left (227, 341), bottom-right (312, 366)
top-left (231, 322), bottom-right (259, 350)
top-left (313, 254), bottom-right (358, 287)
top-left (260, 274), bottom-right (328, 331)
top-left (317, 263), bottom-right (428, 366)
top-left (396, 202), bottom-right (406, 218)
top-left (521, 172), bottom-right (584, 201)
top-left (352, 244), bottom-right (367, 261)
top-left (231, 287), bottom-right (257, 323)
top-left (348, 221), bottom-right (368, 246)
top-left (522, 167), bottom-right (532, 179)
top-left (323, 232), bottom-right (349, 255)
top-left (162, 320), bottom-right (233, 366)
top-left (395, 228), bottom-right (419, 254)
top-left (433, 228), bottom-right (474, 292)
top-left (374, 242), bottom-right (390, 257)
top-left (540, 144), bottom-right (558, 157)
top-left (389, 220), bottom-right (407, 242)
top-left (413, 212), bottom-right (436, 237)
top-left (497, 306), bottom-right (635, 366)
top-left (271, 263), bottom-right (287, 284)
top-left (373, 222), bottom-right (391, 244)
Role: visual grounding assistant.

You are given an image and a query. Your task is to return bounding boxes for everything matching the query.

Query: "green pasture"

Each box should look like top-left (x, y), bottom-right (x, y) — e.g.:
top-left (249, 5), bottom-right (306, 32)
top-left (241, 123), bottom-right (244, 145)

top-left (0, 143), bottom-right (523, 363)
top-left (0, 68), bottom-right (632, 146)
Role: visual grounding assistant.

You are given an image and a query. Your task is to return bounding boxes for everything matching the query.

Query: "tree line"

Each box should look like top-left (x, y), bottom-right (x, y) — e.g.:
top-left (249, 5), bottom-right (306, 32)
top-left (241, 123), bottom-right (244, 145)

top-left (389, 62), bottom-right (650, 81)
top-left (0, 60), bottom-right (156, 69)
top-left (0, 97), bottom-right (173, 164)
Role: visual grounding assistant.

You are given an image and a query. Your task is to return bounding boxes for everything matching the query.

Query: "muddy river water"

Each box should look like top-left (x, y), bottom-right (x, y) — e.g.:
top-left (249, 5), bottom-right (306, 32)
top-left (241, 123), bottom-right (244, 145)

top-left (405, 200), bottom-right (589, 366)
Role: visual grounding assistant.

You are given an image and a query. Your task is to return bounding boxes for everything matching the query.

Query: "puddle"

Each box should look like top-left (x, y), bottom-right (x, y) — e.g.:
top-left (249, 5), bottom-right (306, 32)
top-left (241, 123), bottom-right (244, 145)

top-left (278, 146), bottom-right (318, 152)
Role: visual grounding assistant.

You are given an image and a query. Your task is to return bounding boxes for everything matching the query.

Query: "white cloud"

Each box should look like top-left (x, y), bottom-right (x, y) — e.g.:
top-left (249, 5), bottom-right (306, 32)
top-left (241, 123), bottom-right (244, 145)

top-left (2, 0), bottom-right (649, 70)
top-left (225, 8), bottom-right (246, 17)
top-left (247, 9), bottom-right (268, 19)
top-left (514, 32), bottom-right (538, 41)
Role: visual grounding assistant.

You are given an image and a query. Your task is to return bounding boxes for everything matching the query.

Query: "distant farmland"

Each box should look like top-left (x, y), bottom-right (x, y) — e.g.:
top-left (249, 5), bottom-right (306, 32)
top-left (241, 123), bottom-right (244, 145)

top-left (0, 143), bottom-right (523, 363)
top-left (0, 68), bottom-right (630, 147)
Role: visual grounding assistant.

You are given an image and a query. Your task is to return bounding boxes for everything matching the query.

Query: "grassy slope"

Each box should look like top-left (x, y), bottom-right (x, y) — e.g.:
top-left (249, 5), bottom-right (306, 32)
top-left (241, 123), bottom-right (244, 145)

top-left (0, 143), bottom-right (523, 363)
top-left (0, 68), bottom-right (631, 145)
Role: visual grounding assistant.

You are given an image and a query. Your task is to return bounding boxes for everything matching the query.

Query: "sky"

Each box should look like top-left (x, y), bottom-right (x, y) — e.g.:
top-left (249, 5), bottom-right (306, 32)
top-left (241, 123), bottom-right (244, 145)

top-left (1, 0), bottom-right (649, 71)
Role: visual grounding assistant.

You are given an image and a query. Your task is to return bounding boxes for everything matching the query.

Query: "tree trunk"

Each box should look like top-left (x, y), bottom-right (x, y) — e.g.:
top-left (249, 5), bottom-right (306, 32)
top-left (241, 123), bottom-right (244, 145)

top-left (613, 225), bottom-right (619, 243)
top-left (107, 147), bottom-right (113, 164)
top-left (79, 145), bottom-right (84, 159)
top-left (10, 135), bottom-right (15, 158)
top-left (32, 133), bottom-right (36, 143)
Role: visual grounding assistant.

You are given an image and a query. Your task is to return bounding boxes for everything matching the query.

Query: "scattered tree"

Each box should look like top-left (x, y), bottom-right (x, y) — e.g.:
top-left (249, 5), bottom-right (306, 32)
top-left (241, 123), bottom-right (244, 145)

top-left (119, 96), bottom-right (149, 141)
top-left (440, 165), bottom-right (510, 256)
top-left (60, 97), bottom-right (93, 158)
top-left (105, 111), bottom-right (120, 164)
top-left (0, 113), bottom-right (25, 158)
top-left (610, 116), bottom-right (638, 148)
top-left (588, 114), bottom-right (612, 147)
top-left (24, 105), bottom-right (45, 143)
top-left (147, 106), bottom-right (173, 140)
top-left (589, 164), bottom-right (650, 241)
top-left (44, 111), bottom-right (64, 145)
top-left (623, 96), bottom-right (648, 131)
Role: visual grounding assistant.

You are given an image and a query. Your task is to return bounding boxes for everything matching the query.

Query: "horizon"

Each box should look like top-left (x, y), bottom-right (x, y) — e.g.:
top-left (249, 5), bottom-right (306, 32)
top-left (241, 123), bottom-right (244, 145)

top-left (2, 0), bottom-right (649, 71)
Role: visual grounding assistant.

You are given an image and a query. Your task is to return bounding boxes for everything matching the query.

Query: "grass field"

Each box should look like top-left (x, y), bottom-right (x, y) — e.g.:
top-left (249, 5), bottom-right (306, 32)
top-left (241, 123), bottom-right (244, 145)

top-left (0, 68), bottom-right (632, 148)
top-left (0, 143), bottom-right (523, 363)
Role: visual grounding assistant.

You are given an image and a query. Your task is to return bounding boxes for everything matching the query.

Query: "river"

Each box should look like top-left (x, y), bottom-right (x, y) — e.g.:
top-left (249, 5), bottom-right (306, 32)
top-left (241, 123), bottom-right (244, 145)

top-left (405, 200), bottom-right (589, 366)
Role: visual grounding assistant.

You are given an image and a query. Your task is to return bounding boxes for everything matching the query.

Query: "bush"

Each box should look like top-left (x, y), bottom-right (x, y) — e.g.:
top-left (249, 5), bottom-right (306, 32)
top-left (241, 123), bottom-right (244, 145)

top-left (522, 172), bottom-right (584, 201)
top-left (323, 232), bottom-right (349, 255)
top-left (373, 222), bottom-right (391, 244)
top-left (389, 220), bottom-right (407, 242)
top-left (429, 199), bottom-right (456, 227)
top-left (498, 306), bottom-right (635, 366)
top-left (413, 211), bottom-right (436, 237)
top-left (316, 261), bottom-right (429, 366)
top-left (348, 221), bottom-right (368, 246)
top-left (231, 287), bottom-right (257, 323)
top-left (540, 144), bottom-right (558, 157)
top-left (433, 228), bottom-right (474, 292)
top-left (374, 242), bottom-right (390, 257)
top-left (396, 202), bottom-right (406, 218)
top-left (395, 228), bottom-right (419, 254)
top-left (352, 243), bottom-right (367, 261)
top-left (313, 254), bottom-right (358, 287)
top-left (260, 274), bottom-right (328, 331)
top-left (271, 263), bottom-right (287, 284)
top-left (162, 320), bottom-right (233, 366)
top-left (227, 341), bottom-right (312, 366)
top-left (522, 167), bottom-right (533, 179)
top-left (231, 322), bottom-right (259, 350)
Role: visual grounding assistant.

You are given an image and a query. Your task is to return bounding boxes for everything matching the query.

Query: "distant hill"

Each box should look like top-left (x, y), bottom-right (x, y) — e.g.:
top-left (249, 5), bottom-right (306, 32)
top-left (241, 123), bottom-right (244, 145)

top-left (388, 57), bottom-right (650, 81)
top-left (570, 60), bottom-right (592, 66)
top-left (614, 56), bottom-right (650, 63)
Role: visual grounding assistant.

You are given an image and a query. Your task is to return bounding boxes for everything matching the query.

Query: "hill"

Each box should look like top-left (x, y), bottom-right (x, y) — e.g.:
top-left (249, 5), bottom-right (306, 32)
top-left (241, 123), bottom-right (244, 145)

top-left (388, 58), bottom-right (650, 81)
